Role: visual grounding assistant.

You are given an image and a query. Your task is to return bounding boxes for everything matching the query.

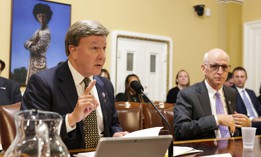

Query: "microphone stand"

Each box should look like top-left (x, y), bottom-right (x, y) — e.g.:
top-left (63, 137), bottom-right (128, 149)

top-left (140, 93), bottom-right (173, 157)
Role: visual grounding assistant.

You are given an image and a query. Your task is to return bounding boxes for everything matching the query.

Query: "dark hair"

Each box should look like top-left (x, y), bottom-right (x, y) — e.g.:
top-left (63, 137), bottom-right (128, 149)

top-left (226, 72), bottom-right (233, 81)
top-left (0, 59), bottom-right (5, 72)
top-left (100, 68), bottom-right (111, 80)
top-left (124, 74), bottom-right (141, 95)
top-left (232, 66), bottom-right (247, 78)
top-left (33, 3), bottom-right (53, 23)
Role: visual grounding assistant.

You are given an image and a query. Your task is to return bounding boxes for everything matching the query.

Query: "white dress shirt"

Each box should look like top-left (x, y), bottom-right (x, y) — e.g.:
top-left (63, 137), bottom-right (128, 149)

top-left (65, 61), bottom-right (104, 137)
top-left (236, 87), bottom-right (258, 118)
top-left (205, 80), bottom-right (228, 138)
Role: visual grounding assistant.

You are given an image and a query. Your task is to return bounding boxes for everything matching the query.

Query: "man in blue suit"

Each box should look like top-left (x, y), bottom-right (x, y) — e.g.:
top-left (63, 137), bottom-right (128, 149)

top-left (21, 20), bottom-right (128, 149)
top-left (232, 66), bottom-right (261, 122)
top-left (0, 59), bottom-right (22, 105)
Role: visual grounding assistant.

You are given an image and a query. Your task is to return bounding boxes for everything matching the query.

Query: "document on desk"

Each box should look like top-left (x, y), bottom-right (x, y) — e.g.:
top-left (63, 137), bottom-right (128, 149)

top-left (172, 146), bottom-right (203, 156)
top-left (124, 127), bottom-right (163, 137)
top-left (74, 152), bottom-right (95, 157)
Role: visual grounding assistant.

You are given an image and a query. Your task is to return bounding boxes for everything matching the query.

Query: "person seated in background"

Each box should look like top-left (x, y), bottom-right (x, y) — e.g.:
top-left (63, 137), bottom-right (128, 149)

top-left (174, 48), bottom-right (250, 141)
top-left (258, 84), bottom-right (261, 103)
top-left (0, 59), bottom-right (22, 105)
top-left (224, 72), bottom-right (234, 87)
top-left (232, 67), bottom-right (261, 120)
top-left (166, 69), bottom-right (190, 104)
top-left (0, 59), bottom-right (5, 75)
top-left (115, 74), bottom-right (149, 103)
top-left (100, 68), bottom-right (110, 80)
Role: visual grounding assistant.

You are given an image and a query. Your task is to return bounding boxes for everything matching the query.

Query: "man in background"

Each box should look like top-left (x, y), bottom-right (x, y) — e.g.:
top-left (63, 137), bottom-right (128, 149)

top-left (0, 59), bottom-right (22, 105)
top-left (232, 66), bottom-right (261, 120)
top-left (224, 72), bottom-right (234, 87)
top-left (174, 48), bottom-right (250, 140)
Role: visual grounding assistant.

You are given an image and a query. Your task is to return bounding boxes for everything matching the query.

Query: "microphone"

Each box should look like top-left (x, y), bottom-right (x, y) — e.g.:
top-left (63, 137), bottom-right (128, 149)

top-left (130, 81), bottom-right (173, 157)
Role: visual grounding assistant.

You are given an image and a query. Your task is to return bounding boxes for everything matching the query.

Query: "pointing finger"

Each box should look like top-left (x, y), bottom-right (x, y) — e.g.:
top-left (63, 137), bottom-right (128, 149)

top-left (83, 80), bottom-right (96, 95)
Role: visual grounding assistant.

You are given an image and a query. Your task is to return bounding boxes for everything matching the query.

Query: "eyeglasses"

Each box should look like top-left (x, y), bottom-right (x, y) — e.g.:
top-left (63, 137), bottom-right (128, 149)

top-left (204, 64), bottom-right (231, 72)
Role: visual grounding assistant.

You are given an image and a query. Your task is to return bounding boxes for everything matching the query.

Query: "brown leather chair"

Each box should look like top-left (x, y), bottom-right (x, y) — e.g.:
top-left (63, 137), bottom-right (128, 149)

top-left (143, 102), bottom-right (174, 134)
top-left (163, 106), bottom-right (174, 136)
top-left (0, 102), bottom-right (21, 151)
top-left (115, 102), bottom-right (144, 132)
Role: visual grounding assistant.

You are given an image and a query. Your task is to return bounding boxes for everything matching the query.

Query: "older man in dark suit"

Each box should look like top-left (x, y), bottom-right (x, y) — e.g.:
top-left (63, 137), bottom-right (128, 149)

top-left (21, 20), bottom-right (128, 150)
top-left (174, 48), bottom-right (250, 141)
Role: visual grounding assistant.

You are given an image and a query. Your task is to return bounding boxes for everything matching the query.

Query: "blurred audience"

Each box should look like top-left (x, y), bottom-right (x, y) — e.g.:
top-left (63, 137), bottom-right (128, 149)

top-left (166, 69), bottom-right (190, 103)
top-left (224, 72), bottom-right (234, 87)
top-left (115, 74), bottom-right (148, 102)
top-left (0, 59), bottom-right (22, 105)
top-left (100, 68), bottom-right (111, 80)
top-left (0, 59), bottom-right (5, 75)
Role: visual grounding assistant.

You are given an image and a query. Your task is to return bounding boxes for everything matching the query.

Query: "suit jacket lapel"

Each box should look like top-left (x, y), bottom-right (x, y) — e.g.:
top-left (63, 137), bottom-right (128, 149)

top-left (57, 61), bottom-right (78, 111)
top-left (94, 76), bottom-right (107, 118)
top-left (223, 86), bottom-right (236, 114)
top-left (198, 81), bottom-right (212, 116)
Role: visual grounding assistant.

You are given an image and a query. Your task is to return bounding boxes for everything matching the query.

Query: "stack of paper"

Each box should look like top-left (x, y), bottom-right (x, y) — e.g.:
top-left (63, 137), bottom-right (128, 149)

top-left (165, 146), bottom-right (203, 157)
top-left (124, 127), bottom-right (163, 137)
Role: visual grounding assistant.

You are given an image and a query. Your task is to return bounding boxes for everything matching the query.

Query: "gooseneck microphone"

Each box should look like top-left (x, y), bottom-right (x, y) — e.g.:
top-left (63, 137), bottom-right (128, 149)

top-left (130, 81), bottom-right (173, 157)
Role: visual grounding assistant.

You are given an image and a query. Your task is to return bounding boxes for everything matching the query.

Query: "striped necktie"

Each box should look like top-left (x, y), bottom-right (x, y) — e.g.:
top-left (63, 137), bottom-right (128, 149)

top-left (242, 90), bottom-right (256, 117)
top-left (82, 78), bottom-right (100, 148)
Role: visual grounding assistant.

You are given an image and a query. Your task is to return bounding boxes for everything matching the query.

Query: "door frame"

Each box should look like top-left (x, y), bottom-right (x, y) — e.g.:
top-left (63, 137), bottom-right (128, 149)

top-left (110, 30), bottom-right (173, 95)
top-left (244, 20), bottom-right (261, 95)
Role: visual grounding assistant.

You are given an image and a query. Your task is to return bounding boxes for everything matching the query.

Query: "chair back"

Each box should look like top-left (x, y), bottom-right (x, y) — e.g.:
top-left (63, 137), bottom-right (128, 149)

top-left (0, 102), bottom-right (21, 151)
top-left (143, 102), bottom-right (174, 135)
top-left (115, 102), bottom-right (144, 132)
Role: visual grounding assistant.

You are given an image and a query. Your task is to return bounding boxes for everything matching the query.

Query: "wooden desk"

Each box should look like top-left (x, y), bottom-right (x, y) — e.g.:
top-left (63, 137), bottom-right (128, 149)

top-left (174, 135), bottom-right (261, 156)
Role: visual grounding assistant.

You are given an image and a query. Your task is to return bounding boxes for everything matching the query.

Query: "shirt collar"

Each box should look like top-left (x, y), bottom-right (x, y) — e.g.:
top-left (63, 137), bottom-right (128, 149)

top-left (204, 80), bottom-right (223, 98)
top-left (68, 61), bottom-right (93, 86)
top-left (236, 86), bottom-right (245, 92)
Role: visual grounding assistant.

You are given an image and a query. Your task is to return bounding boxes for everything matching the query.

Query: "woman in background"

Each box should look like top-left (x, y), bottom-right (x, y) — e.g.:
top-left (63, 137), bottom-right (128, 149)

top-left (166, 69), bottom-right (190, 103)
top-left (24, 3), bottom-right (53, 84)
top-left (115, 74), bottom-right (148, 102)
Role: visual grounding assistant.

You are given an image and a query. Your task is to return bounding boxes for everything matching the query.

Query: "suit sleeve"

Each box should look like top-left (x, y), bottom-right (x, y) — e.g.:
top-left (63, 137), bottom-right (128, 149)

top-left (11, 81), bottom-right (22, 104)
top-left (21, 73), bottom-right (52, 111)
top-left (174, 89), bottom-right (218, 140)
top-left (102, 78), bottom-right (123, 135)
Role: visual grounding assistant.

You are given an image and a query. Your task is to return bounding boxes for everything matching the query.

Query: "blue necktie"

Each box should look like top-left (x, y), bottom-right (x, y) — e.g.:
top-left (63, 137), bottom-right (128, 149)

top-left (242, 90), bottom-right (256, 117)
top-left (215, 92), bottom-right (230, 138)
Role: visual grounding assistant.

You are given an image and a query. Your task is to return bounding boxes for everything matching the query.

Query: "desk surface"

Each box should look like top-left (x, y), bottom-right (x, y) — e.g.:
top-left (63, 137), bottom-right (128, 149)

top-left (1, 136), bottom-right (260, 157)
top-left (174, 135), bottom-right (261, 157)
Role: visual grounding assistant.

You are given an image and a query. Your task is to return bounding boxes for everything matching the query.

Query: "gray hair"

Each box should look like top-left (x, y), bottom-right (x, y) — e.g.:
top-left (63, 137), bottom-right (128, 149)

top-left (65, 20), bottom-right (110, 56)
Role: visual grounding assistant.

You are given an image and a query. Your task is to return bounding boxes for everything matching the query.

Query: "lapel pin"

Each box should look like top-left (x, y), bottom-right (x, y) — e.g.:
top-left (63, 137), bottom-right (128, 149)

top-left (0, 87), bottom-right (6, 90)
top-left (102, 92), bottom-right (106, 102)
